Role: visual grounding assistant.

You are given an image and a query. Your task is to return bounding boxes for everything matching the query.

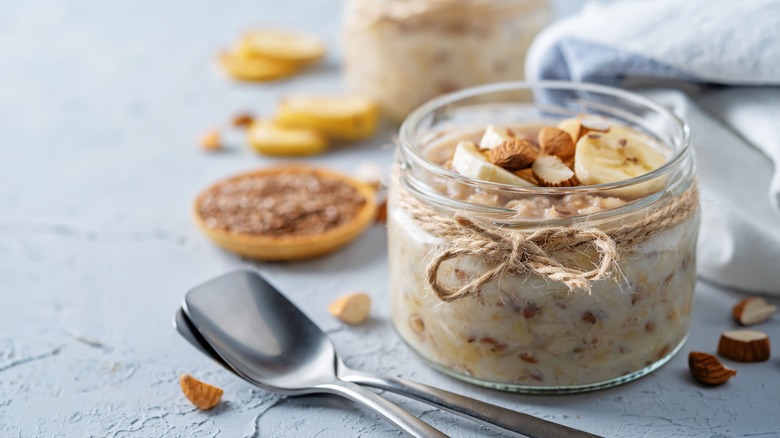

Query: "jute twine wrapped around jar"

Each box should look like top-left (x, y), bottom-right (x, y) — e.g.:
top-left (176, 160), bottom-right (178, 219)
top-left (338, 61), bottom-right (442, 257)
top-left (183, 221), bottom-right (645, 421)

top-left (397, 184), bottom-right (699, 302)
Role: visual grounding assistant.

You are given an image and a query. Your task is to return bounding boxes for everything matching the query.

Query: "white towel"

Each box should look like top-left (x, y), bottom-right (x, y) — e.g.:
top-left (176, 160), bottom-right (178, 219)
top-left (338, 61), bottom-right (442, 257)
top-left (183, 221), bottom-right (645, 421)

top-left (526, 0), bottom-right (780, 294)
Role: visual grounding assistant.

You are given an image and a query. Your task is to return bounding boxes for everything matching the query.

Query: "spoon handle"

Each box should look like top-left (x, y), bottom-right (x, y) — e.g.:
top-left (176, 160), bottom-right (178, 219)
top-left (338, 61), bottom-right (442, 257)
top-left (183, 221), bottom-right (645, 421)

top-left (341, 371), bottom-right (601, 438)
top-left (315, 380), bottom-right (447, 438)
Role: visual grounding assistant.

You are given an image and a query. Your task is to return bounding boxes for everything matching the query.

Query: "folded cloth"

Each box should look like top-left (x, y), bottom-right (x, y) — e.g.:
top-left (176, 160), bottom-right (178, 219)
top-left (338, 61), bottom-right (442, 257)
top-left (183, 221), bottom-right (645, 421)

top-left (525, 0), bottom-right (780, 294)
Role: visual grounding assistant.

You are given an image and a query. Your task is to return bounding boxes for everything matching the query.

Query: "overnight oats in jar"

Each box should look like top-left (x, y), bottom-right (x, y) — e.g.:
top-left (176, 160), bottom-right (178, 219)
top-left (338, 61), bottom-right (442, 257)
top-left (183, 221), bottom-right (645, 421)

top-left (342, 0), bottom-right (551, 122)
top-left (388, 82), bottom-right (699, 392)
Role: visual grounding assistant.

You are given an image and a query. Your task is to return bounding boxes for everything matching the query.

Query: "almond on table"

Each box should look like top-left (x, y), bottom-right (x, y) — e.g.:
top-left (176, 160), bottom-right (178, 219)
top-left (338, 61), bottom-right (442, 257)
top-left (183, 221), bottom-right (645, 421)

top-left (275, 95), bottom-right (380, 141)
top-left (180, 374), bottom-right (223, 410)
top-left (199, 129), bottom-right (222, 151)
top-left (717, 330), bottom-right (771, 362)
top-left (231, 112), bottom-right (255, 128)
top-left (328, 292), bottom-right (372, 325)
top-left (247, 121), bottom-right (328, 156)
top-left (732, 297), bottom-right (776, 326)
top-left (688, 352), bottom-right (736, 386)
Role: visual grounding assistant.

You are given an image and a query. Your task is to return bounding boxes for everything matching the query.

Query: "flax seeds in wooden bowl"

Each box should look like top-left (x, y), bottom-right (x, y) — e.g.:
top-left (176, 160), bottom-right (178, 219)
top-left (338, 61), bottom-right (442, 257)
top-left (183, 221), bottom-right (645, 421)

top-left (193, 165), bottom-right (377, 260)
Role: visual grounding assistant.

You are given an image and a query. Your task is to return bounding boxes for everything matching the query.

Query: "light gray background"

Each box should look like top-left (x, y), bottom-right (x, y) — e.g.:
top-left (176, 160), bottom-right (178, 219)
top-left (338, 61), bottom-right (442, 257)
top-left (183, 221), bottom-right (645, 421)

top-left (1, 0), bottom-right (778, 436)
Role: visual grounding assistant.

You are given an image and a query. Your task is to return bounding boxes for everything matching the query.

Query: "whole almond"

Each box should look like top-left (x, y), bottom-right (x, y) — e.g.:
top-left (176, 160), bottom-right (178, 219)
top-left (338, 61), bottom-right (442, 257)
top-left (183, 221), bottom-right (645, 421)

top-left (199, 130), bottom-right (222, 151)
top-left (538, 126), bottom-right (576, 161)
top-left (688, 352), bottom-right (736, 386)
top-left (717, 330), bottom-right (771, 362)
top-left (486, 139), bottom-right (538, 171)
top-left (328, 292), bottom-right (371, 325)
top-left (232, 112), bottom-right (255, 128)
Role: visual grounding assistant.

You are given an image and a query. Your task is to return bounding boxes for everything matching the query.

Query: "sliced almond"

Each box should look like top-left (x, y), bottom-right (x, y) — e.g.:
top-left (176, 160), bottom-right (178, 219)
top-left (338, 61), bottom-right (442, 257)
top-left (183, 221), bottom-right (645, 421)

top-left (180, 374), bottom-right (223, 410)
top-left (718, 330), bottom-right (771, 362)
top-left (532, 155), bottom-right (578, 187)
top-left (328, 292), bottom-right (371, 325)
top-left (538, 126), bottom-right (576, 161)
top-left (732, 297), bottom-right (777, 326)
top-left (688, 352), bottom-right (736, 386)
top-left (486, 139), bottom-right (538, 171)
top-left (199, 130), bottom-right (221, 151)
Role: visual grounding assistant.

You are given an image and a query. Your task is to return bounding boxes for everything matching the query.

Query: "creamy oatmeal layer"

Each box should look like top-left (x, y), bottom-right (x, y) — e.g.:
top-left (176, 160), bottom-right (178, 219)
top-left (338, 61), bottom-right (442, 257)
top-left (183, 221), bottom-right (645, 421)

top-left (388, 121), bottom-right (699, 389)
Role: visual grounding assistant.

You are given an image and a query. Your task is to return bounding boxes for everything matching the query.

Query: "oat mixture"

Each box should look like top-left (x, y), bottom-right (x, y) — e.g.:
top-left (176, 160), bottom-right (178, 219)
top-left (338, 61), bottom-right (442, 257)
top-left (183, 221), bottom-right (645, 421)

top-left (198, 171), bottom-right (366, 237)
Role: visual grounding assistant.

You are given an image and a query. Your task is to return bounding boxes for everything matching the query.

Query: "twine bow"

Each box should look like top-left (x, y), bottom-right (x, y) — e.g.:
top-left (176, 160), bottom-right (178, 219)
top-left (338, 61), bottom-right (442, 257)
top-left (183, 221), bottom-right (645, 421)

top-left (398, 181), bottom-right (699, 303)
top-left (425, 217), bottom-right (618, 302)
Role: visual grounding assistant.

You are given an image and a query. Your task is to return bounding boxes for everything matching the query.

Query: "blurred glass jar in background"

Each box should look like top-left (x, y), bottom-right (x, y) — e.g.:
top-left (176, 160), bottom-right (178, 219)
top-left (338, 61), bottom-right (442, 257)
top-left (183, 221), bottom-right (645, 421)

top-left (343, 0), bottom-right (552, 122)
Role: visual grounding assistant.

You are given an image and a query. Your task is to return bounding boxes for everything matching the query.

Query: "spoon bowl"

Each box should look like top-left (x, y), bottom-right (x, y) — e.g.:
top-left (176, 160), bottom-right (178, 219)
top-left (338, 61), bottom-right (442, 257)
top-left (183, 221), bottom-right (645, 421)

top-left (183, 270), bottom-right (337, 392)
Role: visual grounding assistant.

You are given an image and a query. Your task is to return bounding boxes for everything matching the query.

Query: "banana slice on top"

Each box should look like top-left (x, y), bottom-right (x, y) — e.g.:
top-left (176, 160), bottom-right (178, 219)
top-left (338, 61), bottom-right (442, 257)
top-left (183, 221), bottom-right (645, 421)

top-left (451, 141), bottom-right (533, 186)
top-left (574, 125), bottom-right (667, 186)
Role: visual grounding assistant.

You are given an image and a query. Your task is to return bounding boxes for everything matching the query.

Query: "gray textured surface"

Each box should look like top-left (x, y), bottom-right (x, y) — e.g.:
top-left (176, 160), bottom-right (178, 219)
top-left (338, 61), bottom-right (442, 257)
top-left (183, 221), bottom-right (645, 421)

top-left (1, 0), bottom-right (779, 436)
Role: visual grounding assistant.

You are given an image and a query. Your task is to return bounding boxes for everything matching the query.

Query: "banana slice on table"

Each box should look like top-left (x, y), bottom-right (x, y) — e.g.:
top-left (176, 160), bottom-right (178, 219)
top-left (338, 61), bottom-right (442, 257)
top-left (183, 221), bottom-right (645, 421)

top-left (451, 141), bottom-right (534, 186)
top-left (574, 125), bottom-right (668, 195)
top-left (276, 95), bottom-right (380, 140)
top-left (248, 121), bottom-right (328, 156)
top-left (238, 30), bottom-right (326, 64)
top-left (218, 51), bottom-right (300, 82)
top-left (479, 125), bottom-right (512, 150)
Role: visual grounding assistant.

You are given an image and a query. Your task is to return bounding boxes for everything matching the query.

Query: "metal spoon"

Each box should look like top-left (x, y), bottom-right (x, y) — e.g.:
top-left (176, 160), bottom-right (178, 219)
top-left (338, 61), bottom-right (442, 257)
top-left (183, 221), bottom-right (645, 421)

top-left (181, 270), bottom-right (445, 438)
top-left (180, 270), bottom-right (600, 438)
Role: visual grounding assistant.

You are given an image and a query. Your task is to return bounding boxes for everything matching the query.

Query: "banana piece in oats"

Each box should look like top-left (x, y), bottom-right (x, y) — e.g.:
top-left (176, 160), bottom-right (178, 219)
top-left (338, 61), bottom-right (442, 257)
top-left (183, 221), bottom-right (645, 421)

top-left (451, 141), bottom-right (534, 186)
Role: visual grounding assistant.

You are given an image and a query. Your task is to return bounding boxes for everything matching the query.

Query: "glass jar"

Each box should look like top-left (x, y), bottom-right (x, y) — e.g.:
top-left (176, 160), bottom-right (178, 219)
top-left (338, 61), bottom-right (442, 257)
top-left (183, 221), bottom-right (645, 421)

top-left (388, 82), bottom-right (699, 393)
top-left (342, 0), bottom-right (552, 122)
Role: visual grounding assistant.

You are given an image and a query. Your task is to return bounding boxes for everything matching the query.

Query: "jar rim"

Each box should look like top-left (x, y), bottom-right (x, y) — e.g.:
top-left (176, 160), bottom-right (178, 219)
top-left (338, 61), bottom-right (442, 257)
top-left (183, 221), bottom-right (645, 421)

top-left (398, 81), bottom-right (691, 197)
